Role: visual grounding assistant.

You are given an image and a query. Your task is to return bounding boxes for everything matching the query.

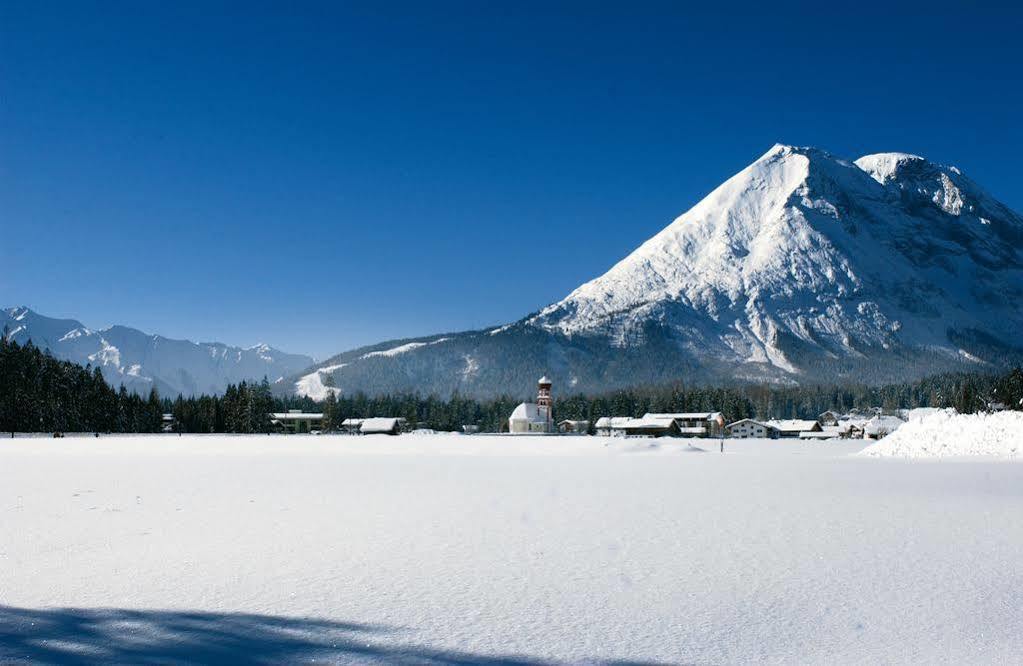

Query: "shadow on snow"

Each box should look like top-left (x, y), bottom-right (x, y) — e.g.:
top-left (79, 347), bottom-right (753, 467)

top-left (0, 605), bottom-right (670, 665)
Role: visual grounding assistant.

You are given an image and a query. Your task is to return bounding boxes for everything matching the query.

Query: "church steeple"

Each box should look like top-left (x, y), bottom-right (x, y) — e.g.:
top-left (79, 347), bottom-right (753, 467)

top-left (537, 375), bottom-right (552, 430)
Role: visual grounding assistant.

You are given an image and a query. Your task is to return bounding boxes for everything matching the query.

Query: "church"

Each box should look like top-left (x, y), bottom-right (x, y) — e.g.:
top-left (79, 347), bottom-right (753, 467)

top-left (508, 376), bottom-right (554, 434)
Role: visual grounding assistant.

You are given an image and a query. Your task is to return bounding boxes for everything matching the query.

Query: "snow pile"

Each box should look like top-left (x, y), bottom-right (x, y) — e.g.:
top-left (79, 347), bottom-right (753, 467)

top-left (861, 410), bottom-right (1023, 458)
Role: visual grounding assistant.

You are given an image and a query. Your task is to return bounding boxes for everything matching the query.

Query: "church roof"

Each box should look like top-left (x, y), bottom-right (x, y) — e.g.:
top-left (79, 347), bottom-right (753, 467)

top-left (510, 402), bottom-right (545, 422)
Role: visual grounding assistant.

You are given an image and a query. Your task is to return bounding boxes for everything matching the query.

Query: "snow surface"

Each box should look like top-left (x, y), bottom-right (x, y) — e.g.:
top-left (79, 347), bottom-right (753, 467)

top-left (294, 363), bottom-right (347, 401)
top-left (2, 434), bottom-right (1022, 663)
top-left (360, 338), bottom-right (450, 359)
top-left (861, 410), bottom-right (1023, 458)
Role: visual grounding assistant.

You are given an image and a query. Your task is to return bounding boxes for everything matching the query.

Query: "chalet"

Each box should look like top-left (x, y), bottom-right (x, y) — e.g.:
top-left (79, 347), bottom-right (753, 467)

top-left (799, 426), bottom-right (842, 440)
top-left (595, 412), bottom-right (726, 438)
top-left (817, 410), bottom-right (841, 426)
top-left (558, 419), bottom-right (590, 434)
top-left (594, 416), bottom-right (632, 437)
top-left (641, 412), bottom-right (726, 438)
top-left (271, 409), bottom-right (324, 434)
top-left (726, 418), bottom-right (777, 439)
top-left (359, 417), bottom-right (408, 435)
top-left (835, 419), bottom-right (868, 439)
top-left (340, 418), bottom-right (364, 434)
top-left (767, 419), bottom-right (821, 438)
top-left (613, 417), bottom-right (681, 438)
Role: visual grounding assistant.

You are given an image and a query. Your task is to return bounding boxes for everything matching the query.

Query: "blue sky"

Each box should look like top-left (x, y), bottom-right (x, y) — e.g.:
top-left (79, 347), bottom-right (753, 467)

top-left (3, 1), bottom-right (1022, 359)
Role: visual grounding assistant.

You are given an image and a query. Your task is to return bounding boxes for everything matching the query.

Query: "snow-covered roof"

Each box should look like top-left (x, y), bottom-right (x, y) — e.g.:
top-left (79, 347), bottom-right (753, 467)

top-left (360, 417), bottom-right (404, 433)
top-left (270, 412), bottom-right (324, 420)
top-left (510, 402), bottom-right (544, 422)
top-left (594, 416), bottom-right (632, 428)
top-left (643, 412), bottom-right (722, 421)
top-left (726, 418), bottom-right (772, 429)
top-left (767, 419), bottom-right (820, 433)
top-left (538, 375), bottom-right (551, 385)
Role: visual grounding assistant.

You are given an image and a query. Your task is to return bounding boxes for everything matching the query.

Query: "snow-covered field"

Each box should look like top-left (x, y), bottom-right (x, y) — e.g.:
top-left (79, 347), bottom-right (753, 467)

top-left (2, 433), bottom-right (1022, 664)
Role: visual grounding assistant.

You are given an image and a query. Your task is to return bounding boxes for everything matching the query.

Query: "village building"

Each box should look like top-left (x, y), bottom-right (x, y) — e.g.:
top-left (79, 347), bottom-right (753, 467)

top-left (359, 417), bottom-right (408, 435)
top-left (508, 376), bottom-right (554, 434)
top-left (594, 416), bottom-right (632, 437)
top-left (270, 409), bottom-right (324, 434)
top-left (557, 419), bottom-right (590, 434)
top-left (595, 412), bottom-right (726, 438)
top-left (799, 425), bottom-right (842, 440)
top-left (766, 419), bottom-right (821, 438)
top-left (817, 410), bottom-right (841, 426)
top-left (340, 418), bottom-right (364, 434)
top-left (726, 418), bottom-right (777, 439)
top-left (835, 419), bottom-right (868, 439)
top-left (643, 412), bottom-right (726, 437)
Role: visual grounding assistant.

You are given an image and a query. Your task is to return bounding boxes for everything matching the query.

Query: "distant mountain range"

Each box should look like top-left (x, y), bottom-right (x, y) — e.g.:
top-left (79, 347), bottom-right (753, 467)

top-left (1, 307), bottom-right (314, 397)
top-left (287, 145), bottom-right (1023, 399)
top-left (9, 145), bottom-right (1022, 400)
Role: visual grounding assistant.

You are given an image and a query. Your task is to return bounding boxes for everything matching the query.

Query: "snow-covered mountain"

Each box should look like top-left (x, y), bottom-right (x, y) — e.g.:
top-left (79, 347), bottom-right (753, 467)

top-left (1, 307), bottom-right (314, 396)
top-left (290, 144), bottom-right (1023, 399)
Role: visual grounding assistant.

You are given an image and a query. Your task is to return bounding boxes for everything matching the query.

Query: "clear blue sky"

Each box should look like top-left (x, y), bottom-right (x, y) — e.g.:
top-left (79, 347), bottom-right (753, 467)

top-left (3, 1), bottom-right (1022, 359)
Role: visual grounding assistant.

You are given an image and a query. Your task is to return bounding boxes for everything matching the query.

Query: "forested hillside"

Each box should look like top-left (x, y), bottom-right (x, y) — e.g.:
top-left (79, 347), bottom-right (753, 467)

top-left (4, 334), bottom-right (1020, 434)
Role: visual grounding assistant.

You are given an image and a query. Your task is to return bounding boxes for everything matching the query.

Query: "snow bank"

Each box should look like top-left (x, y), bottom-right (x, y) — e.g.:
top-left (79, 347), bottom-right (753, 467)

top-left (861, 410), bottom-right (1023, 459)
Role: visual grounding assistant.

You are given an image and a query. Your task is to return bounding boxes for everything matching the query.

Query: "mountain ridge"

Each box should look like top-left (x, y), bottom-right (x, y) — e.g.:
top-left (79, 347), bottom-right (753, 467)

top-left (1, 306), bottom-right (315, 397)
top-left (288, 144), bottom-right (1023, 399)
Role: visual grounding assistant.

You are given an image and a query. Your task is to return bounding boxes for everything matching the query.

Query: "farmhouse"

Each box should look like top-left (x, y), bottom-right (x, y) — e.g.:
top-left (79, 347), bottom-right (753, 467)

top-left (643, 412), bottom-right (726, 437)
top-left (817, 410), bottom-right (841, 426)
top-left (270, 410), bottom-right (324, 434)
top-left (596, 412), bottom-right (725, 438)
top-left (508, 376), bottom-right (554, 434)
top-left (359, 417), bottom-right (408, 435)
top-left (594, 416), bottom-right (632, 437)
top-left (558, 419), bottom-right (590, 434)
top-left (766, 419), bottom-right (821, 438)
top-left (726, 418), bottom-right (776, 439)
top-left (340, 418), bottom-right (364, 433)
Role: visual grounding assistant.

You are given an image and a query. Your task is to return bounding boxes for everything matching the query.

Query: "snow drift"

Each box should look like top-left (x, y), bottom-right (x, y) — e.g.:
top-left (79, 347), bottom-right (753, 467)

top-left (860, 410), bottom-right (1023, 458)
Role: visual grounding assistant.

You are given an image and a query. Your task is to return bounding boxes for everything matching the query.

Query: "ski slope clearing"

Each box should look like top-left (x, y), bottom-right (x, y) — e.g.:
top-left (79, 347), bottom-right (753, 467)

top-left (2, 434), bottom-right (1021, 664)
top-left (861, 410), bottom-right (1023, 458)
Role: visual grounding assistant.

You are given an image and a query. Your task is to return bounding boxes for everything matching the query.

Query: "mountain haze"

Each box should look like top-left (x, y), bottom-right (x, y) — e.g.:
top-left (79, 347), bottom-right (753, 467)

top-left (2, 307), bottom-right (314, 397)
top-left (291, 145), bottom-right (1023, 399)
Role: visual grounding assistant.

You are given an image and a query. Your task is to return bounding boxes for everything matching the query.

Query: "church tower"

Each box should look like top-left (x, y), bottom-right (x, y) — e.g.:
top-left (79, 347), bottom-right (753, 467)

top-left (537, 375), bottom-right (553, 432)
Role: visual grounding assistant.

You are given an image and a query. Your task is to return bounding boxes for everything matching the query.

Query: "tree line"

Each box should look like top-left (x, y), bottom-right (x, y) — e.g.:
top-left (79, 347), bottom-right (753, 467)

top-left (2, 332), bottom-right (1021, 434)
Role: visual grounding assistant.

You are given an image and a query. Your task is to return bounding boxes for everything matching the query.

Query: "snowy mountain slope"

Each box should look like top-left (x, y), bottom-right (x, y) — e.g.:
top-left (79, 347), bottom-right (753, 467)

top-left (290, 144), bottom-right (1023, 399)
top-left (1, 307), bottom-right (314, 396)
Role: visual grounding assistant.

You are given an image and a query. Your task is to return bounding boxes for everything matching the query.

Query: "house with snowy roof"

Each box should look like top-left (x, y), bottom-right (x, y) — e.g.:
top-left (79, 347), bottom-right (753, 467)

top-left (726, 418), bottom-right (777, 439)
top-left (594, 416), bottom-right (632, 437)
top-left (270, 409), bottom-right (324, 434)
top-left (765, 419), bottom-right (821, 438)
top-left (595, 412), bottom-right (725, 438)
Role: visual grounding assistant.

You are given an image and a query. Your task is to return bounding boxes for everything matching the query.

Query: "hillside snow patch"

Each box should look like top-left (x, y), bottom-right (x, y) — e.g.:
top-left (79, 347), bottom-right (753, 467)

top-left (861, 410), bottom-right (1023, 458)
